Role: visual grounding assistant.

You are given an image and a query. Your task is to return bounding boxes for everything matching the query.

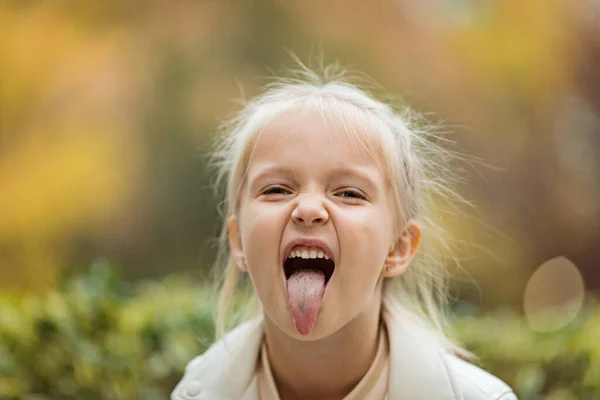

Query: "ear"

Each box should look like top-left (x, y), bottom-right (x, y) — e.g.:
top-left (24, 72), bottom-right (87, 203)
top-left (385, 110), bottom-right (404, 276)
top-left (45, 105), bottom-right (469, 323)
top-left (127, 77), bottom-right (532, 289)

top-left (228, 215), bottom-right (247, 272)
top-left (382, 221), bottom-right (421, 278)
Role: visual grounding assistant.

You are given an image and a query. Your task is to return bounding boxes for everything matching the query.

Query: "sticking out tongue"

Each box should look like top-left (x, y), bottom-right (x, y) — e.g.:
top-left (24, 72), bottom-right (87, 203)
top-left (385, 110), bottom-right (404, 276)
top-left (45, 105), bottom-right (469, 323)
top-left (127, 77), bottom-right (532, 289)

top-left (286, 269), bottom-right (325, 335)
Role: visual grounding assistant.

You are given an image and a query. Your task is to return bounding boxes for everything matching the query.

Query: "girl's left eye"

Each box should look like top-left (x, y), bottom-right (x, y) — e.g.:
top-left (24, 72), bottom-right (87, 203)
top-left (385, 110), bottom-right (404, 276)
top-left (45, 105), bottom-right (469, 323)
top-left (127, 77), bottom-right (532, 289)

top-left (336, 189), bottom-right (366, 201)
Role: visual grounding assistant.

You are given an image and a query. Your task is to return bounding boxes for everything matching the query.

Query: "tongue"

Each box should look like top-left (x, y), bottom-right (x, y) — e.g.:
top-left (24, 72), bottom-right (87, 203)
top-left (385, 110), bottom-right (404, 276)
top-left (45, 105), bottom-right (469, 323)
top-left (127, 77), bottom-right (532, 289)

top-left (286, 269), bottom-right (326, 336)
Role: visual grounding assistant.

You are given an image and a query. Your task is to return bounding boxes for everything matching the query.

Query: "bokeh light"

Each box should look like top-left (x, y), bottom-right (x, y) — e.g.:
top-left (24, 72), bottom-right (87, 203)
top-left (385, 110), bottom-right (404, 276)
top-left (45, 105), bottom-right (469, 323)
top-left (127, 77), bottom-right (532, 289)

top-left (524, 256), bottom-right (586, 332)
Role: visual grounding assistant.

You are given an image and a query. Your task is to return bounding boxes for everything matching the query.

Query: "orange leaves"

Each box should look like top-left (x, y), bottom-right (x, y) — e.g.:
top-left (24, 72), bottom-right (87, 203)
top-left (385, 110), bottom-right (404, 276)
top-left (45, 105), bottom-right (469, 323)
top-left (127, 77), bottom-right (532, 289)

top-left (450, 0), bottom-right (575, 102)
top-left (0, 4), bottom-right (142, 291)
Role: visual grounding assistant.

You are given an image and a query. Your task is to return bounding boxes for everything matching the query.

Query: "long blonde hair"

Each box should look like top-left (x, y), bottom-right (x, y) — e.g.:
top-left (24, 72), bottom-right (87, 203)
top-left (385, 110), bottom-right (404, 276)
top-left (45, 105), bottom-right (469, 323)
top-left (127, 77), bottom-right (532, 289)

top-left (209, 61), bottom-right (470, 356)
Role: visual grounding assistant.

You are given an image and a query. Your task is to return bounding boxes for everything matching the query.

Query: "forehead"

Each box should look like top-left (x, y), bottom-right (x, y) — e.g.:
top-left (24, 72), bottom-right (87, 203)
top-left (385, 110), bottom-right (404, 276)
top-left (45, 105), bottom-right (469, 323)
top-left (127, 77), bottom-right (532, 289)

top-left (249, 106), bottom-right (387, 174)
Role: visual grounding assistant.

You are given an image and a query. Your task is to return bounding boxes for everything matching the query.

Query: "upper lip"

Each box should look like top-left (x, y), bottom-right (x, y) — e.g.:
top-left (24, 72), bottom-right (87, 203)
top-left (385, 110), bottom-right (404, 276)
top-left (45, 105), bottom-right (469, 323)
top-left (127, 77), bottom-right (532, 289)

top-left (283, 238), bottom-right (335, 263)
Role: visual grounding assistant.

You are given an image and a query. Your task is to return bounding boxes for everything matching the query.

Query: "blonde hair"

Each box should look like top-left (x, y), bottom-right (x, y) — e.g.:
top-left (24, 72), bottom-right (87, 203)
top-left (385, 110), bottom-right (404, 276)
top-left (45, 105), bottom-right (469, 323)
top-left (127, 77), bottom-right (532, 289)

top-left (209, 62), bottom-right (470, 356)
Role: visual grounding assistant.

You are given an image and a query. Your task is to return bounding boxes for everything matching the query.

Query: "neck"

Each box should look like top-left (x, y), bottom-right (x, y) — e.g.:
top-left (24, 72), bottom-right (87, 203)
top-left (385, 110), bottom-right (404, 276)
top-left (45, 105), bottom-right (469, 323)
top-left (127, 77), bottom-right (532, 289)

top-left (263, 291), bottom-right (383, 400)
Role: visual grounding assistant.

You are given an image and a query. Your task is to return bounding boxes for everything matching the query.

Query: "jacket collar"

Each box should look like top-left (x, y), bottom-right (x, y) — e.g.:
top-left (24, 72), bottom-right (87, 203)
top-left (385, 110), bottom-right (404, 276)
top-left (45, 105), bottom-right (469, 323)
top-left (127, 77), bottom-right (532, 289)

top-left (385, 309), bottom-right (462, 400)
top-left (171, 319), bottom-right (264, 400)
top-left (172, 313), bottom-right (462, 400)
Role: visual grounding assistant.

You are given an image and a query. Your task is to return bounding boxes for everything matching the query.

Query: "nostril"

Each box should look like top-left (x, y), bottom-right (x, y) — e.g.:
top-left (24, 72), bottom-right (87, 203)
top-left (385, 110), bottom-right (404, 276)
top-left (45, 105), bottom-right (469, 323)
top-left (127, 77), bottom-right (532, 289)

top-left (292, 202), bottom-right (329, 226)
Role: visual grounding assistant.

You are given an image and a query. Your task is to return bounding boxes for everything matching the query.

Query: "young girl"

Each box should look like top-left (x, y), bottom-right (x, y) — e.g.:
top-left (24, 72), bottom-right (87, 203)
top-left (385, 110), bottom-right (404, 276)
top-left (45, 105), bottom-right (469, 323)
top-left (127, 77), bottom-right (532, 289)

top-left (172, 64), bottom-right (517, 400)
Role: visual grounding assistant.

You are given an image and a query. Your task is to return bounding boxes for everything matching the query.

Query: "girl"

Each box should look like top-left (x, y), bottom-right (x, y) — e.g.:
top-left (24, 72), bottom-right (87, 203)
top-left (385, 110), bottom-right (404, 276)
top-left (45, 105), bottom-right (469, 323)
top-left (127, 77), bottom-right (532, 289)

top-left (172, 64), bottom-right (517, 400)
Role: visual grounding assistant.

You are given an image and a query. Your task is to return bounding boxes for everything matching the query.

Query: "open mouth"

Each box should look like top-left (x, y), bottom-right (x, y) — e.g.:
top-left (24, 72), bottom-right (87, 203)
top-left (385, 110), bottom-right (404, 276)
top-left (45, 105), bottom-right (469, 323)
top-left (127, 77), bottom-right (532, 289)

top-left (284, 256), bottom-right (335, 285)
top-left (283, 245), bottom-right (335, 335)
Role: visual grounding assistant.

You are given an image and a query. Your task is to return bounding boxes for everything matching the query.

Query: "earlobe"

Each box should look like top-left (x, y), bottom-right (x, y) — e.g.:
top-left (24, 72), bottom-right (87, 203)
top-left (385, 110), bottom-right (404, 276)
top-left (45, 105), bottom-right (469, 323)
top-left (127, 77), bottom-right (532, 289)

top-left (227, 215), bottom-right (247, 272)
top-left (382, 221), bottom-right (422, 278)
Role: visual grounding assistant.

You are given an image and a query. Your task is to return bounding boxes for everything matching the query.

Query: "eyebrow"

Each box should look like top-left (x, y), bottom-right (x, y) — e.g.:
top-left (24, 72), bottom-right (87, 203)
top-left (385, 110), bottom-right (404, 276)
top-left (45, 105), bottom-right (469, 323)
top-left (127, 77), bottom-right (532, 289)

top-left (331, 166), bottom-right (381, 192)
top-left (247, 164), bottom-right (297, 186)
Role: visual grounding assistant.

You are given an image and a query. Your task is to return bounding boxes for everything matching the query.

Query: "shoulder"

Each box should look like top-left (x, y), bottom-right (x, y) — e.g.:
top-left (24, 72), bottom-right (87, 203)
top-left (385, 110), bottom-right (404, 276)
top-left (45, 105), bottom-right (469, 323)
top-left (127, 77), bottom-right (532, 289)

top-left (171, 319), bottom-right (264, 400)
top-left (384, 309), bottom-right (517, 400)
top-left (443, 354), bottom-right (518, 400)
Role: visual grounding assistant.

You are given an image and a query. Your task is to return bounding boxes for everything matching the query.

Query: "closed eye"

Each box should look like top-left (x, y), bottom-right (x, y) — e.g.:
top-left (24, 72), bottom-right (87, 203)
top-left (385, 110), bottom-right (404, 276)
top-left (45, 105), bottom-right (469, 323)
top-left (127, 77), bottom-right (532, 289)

top-left (335, 189), bottom-right (367, 201)
top-left (261, 185), bottom-right (292, 196)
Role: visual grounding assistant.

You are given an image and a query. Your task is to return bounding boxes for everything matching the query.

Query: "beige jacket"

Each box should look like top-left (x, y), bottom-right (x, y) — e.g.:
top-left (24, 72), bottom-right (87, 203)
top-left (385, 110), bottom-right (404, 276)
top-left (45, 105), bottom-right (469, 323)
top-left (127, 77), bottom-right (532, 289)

top-left (172, 313), bottom-right (517, 400)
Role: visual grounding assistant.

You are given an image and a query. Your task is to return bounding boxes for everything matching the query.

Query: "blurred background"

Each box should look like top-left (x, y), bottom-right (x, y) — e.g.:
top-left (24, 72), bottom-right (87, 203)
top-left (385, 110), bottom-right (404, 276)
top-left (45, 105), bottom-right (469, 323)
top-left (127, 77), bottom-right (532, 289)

top-left (2, 0), bottom-right (599, 305)
top-left (1, 0), bottom-right (600, 398)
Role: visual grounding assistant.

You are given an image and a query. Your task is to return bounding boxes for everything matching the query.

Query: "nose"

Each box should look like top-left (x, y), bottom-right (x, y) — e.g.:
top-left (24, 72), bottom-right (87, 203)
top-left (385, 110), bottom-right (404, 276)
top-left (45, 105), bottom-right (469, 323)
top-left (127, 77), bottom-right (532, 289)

top-left (292, 194), bottom-right (329, 227)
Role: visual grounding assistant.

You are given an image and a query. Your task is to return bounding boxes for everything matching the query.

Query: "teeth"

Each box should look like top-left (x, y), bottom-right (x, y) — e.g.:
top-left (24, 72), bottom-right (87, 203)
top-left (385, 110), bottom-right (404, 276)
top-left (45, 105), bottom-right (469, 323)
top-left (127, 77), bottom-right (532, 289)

top-left (287, 246), bottom-right (331, 261)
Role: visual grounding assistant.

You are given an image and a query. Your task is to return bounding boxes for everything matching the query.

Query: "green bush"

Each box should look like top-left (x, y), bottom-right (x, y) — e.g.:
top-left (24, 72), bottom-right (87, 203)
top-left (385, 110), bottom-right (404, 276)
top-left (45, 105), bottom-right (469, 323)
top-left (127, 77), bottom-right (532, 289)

top-left (1, 263), bottom-right (598, 399)
top-left (0, 261), bottom-right (214, 400)
top-left (453, 305), bottom-right (600, 400)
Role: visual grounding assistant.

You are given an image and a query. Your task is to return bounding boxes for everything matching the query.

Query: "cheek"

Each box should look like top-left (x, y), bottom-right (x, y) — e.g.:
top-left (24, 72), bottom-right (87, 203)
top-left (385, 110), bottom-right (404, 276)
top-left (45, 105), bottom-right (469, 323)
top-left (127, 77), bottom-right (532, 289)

top-left (339, 209), bottom-right (394, 269)
top-left (238, 201), bottom-right (288, 261)
top-left (240, 201), bottom-right (285, 232)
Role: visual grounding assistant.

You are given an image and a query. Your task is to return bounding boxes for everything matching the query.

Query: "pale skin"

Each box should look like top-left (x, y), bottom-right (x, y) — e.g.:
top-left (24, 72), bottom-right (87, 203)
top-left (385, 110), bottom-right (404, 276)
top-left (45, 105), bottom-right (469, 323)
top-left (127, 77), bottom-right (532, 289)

top-left (228, 107), bottom-right (421, 399)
